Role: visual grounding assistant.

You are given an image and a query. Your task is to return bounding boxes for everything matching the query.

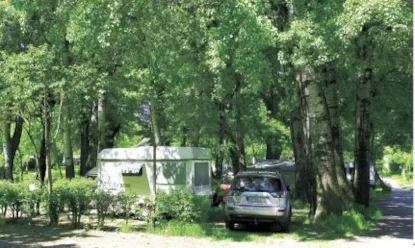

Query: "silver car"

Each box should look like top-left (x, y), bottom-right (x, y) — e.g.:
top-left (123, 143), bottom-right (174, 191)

top-left (225, 170), bottom-right (292, 232)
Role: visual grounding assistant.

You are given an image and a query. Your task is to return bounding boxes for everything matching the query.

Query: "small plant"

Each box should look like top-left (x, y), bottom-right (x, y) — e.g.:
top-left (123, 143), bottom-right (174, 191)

top-left (118, 222), bottom-right (135, 233)
top-left (53, 178), bottom-right (97, 228)
top-left (117, 192), bottom-right (137, 225)
top-left (156, 190), bottom-right (210, 223)
top-left (0, 213), bottom-right (5, 225)
top-left (91, 189), bottom-right (115, 229)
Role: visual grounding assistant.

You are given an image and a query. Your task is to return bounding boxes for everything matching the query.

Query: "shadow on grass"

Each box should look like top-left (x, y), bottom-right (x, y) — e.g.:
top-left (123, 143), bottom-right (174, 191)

top-left (0, 219), bottom-right (96, 248)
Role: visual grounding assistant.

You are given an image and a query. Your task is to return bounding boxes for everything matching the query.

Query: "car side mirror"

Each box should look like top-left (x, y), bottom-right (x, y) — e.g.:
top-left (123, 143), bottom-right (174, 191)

top-left (286, 185), bottom-right (290, 191)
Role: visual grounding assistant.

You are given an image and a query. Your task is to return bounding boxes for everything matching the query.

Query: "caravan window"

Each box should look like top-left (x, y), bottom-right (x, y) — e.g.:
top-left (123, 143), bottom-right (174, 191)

top-left (156, 162), bottom-right (186, 185)
top-left (194, 162), bottom-right (210, 186)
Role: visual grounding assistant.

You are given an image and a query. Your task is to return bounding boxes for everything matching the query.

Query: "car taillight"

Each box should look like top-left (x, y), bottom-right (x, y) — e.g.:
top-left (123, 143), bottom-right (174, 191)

top-left (277, 209), bottom-right (285, 213)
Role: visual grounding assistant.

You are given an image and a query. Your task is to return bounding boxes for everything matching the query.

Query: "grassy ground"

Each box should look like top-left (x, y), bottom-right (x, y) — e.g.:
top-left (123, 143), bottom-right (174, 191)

top-left (0, 199), bottom-right (383, 245)
top-left (385, 173), bottom-right (413, 189)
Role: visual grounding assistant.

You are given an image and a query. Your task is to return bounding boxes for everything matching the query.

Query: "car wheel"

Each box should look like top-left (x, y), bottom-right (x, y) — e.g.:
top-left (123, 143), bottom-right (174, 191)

top-left (225, 220), bottom-right (235, 230)
top-left (281, 208), bottom-right (292, 233)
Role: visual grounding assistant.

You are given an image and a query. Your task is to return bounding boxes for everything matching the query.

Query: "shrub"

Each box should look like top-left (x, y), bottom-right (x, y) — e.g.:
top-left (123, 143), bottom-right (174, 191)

top-left (53, 178), bottom-right (97, 228)
top-left (116, 192), bottom-right (138, 225)
top-left (156, 190), bottom-right (210, 223)
top-left (91, 189), bottom-right (116, 229)
top-left (0, 180), bottom-right (43, 220)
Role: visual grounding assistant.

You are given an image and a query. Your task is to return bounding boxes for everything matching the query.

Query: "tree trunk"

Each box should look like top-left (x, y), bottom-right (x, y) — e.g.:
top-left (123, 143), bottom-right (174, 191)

top-left (2, 110), bottom-right (13, 181)
top-left (38, 131), bottom-right (46, 183)
top-left (323, 66), bottom-right (354, 206)
top-left (62, 39), bottom-right (75, 179)
top-left (290, 110), bottom-right (308, 202)
top-left (354, 68), bottom-right (372, 207)
top-left (307, 77), bottom-right (343, 220)
top-left (214, 104), bottom-right (226, 179)
top-left (86, 101), bottom-right (99, 174)
top-left (63, 100), bottom-right (74, 179)
top-left (80, 114), bottom-right (89, 176)
top-left (295, 69), bottom-right (316, 216)
top-left (2, 108), bottom-right (24, 182)
top-left (354, 24), bottom-right (374, 207)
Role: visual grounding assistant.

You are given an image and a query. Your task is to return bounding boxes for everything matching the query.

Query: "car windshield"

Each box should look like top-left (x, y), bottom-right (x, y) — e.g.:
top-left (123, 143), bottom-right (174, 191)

top-left (231, 176), bottom-right (284, 193)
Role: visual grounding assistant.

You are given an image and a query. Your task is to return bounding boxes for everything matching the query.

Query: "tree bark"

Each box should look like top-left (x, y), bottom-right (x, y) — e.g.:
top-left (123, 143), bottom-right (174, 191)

top-left (323, 66), bottom-right (354, 206)
top-left (86, 101), bottom-right (99, 174)
top-left (2, 110), bottom-right (13, 181)
top-left (354, 24), bottom-right (373, 207)
top-left (79, 112), bottom-right (89, 176)
top-left (2, 108), bottom-right (24, 182)
top-left (290, 110), bottom-right (308, 202)
top-left (63, 100), bottom-right (74, 179)
top-left (214, 103), bottom-right (226, 179)
top-left (354, 68), bottom-right (372, 207)
top-left (307, 77), bottom-right (342, 220)
top-left (295, 68), bottom-right (316, 216)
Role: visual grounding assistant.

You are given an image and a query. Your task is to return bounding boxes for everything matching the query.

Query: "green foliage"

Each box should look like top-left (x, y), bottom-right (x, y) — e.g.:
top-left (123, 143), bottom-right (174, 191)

top-left (116, 192), bottom-right (138, 225)
top-left (0, 180), bottom-right (44, 219)
top-left (53, 178), bottom-right (97, 228)
top-left (308, 205), bottom-right (383, 238)
top-left (117, 223), bottom-right (135, 233)
top-left (156, 190), bottom-right (210, 223)
top-left (91, 189), bottom-right (115, 229)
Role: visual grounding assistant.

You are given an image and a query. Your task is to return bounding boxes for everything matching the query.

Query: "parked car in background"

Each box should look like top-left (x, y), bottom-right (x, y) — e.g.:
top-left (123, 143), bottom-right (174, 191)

top-left (225, 170), bottom-right (292, 232)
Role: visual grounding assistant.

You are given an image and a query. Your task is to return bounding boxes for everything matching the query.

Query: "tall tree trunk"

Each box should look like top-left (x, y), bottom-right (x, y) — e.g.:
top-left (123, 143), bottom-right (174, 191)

top-left (43, 89), bottom-right (58, 226)
top-left (323, 65), bottom-right (354, 206)
top-left (354, 24), bottom-right (373, 207)
top-left (80, 114), bottom-right (89, 176)
top-left (149, 98), bottom-right (159, 198)
top-left (354, 68), bottom-right (372, 207)
top-left (308, 77), bottom-right (342, 220)
top-left (38, 131), bottom-right (46, 183)
top-left (214, 104), bottom-right (226, 179)
top-left (295, 69), bottom-right (316, 216)
top-left (86, 101), bottom-right (99, 174)
top-left (230, 79), bottom-right (246, 175)
top-left (62, 38), bottom-right (75, 179)
top-left (2, 108), bottom-right (24, 182)
top-left (2, 110), bottom-right (13, 181)
top-left (290, 110), bottom-right (308, 202)
top-left (63, 100), bottom-right (74, 179)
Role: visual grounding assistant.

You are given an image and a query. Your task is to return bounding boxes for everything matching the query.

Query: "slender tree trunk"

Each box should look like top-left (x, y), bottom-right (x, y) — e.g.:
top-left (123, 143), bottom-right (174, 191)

top-left (2, 108), bottom-right (24, 182)
top-left (86, 101), bottom-right (99, 174)
top-left (2, 110), bottom-right (13, 181)
top-left (80, 113), bottom-right (89, 176)
top-left (38, 131), bottom-right (46, 183)
top-left (290, 110), bottom-right (308, 202)
top-left (149, 98), bottom-right (159, 196)
top-left (43, 89), bottom-right (58, 226)
top-left (354, 68), bottom-right (372, 207)
top-left (214, 104), bottom-right (226, 179)
top-left (295, 69), bottom-right (316, 216)
top-left (63, 100), bottom-right (74, 179)
top-left (353, 24), bottom-right (374, 207)
top-left (62, 39), bottom-right (74, 179)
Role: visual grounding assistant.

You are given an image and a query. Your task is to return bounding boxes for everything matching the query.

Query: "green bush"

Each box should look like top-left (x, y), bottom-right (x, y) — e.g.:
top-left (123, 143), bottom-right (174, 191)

top-left (0, 180), bottom-right (43, 220)
top-left (116, 192), bottom-right (138, 225)
top-left (53, 178), bottom-right (97, 228)
top-left (91, 189), bottom-right (116, 229)
top-left (156, 190), bottom-right (210, 223)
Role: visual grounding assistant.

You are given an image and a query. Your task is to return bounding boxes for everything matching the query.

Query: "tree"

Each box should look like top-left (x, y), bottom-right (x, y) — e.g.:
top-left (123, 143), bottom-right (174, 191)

top-left (338, 0), bottom-right (412, 206)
